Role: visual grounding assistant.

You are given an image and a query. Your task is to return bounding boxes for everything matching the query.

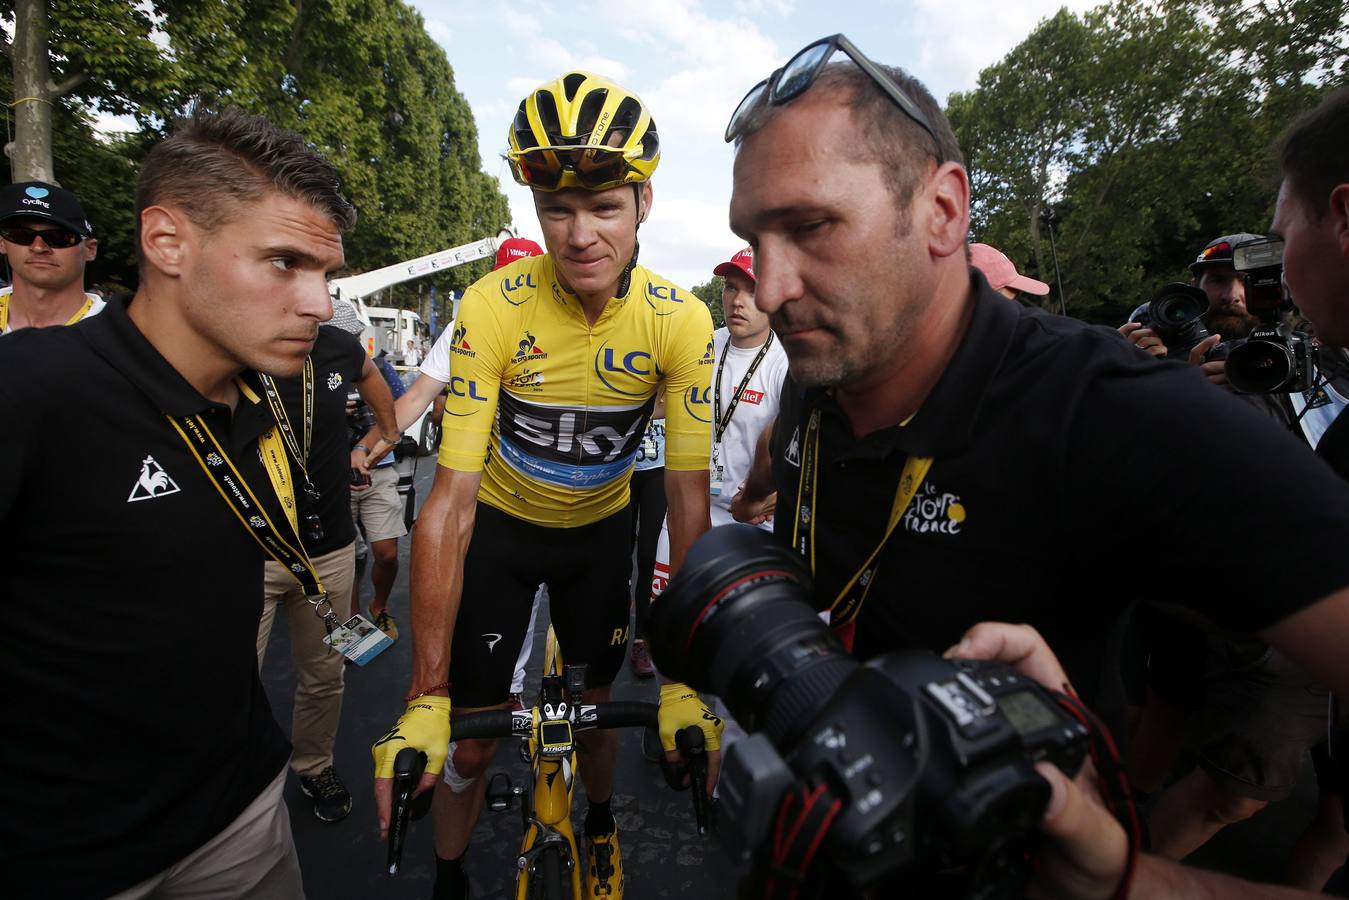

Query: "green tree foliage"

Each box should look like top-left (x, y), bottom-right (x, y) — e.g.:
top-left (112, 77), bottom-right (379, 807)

top-left (948, 0), bottom-right (1348, 324)
top-left (692, 275), bottom-right (726, 329)
top-left (3, 0), bottom-right (509, 295)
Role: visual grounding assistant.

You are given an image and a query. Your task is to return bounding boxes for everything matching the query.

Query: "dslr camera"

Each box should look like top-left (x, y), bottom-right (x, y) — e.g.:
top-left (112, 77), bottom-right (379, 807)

top-left (648, 525), bottom-right (1089, 899)
top-left (1130, 282), bottom-right (1215, 359)
top-left (1223, 237), bottom-right (1313, 394)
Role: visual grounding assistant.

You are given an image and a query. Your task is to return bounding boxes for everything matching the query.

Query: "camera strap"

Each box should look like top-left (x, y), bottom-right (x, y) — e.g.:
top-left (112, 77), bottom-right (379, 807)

top-left (713, 332), bottom-right (774, 443)
top-left (0, 292), bottom-right (96, 331)
top-left (256, 358), bottom-right (320, 503)
top-left (792, 408), bottom-right (932, 630)
top-left (166, 378), bottom-right (338, 639)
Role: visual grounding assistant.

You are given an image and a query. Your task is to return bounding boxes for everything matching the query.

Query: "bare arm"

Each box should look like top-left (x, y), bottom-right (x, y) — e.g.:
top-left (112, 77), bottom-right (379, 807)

top-left (663, 467), bottom-right (712, 578)
top-left (1260, 586), bottom-right (1349, 698)
top-left (408, 465), bottom-right (483, 696)
top-left (730, 416), bottom-right (777, 524)
top-left (353, 357), bottom-right (401, 463)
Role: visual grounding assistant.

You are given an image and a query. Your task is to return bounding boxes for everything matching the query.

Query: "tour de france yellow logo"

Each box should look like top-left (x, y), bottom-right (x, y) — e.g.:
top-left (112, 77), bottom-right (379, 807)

top-left (902, 483), bottom-right (967, 535)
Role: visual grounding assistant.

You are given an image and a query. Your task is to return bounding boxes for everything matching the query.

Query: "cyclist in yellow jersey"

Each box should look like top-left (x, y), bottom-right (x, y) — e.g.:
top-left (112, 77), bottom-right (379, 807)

top-left (0, 181), bottom-right (103, 334)
top-left (373, 72), bottom-right (724, 900)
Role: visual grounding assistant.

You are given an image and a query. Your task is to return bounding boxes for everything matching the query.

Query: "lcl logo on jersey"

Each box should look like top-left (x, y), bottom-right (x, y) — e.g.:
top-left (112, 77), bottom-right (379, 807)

top-left (594, 340), bottom-right (654, 396)
top-left (644, 282), bottom-right (684, 316)
top-left (500, 272), bottom-right (538, 305)
top-left (444, 376), bottom-right (488, 415)
top-left (684, 385), bottom-right (711, 423)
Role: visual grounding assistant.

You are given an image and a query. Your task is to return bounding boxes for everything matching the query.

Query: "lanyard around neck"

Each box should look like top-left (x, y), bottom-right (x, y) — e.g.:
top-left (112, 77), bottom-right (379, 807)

top-left (713, 332), bottom-right (774, 443)
top-left (791, 407), bottom-right (933, 629)
top-left (166, 377), bottom-right (336, 630)
top-left (256, 358), bottom-right (318, 501)
top-left (0, 293), bottom-right (95, 331)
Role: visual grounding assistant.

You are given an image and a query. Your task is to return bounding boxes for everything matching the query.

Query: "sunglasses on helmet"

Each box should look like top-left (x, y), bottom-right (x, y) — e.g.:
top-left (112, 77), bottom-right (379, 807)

top-left (0, 224), bottom-right (84, 248)
top-left (725, 33), bottom-right (940, 152)
top-left (508, 145), bottom-right (640, 192)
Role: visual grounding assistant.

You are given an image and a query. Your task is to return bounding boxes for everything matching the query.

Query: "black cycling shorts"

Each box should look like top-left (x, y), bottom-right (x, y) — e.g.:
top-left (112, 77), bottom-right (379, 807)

top-left (449, 501), bottom-right (633, 708)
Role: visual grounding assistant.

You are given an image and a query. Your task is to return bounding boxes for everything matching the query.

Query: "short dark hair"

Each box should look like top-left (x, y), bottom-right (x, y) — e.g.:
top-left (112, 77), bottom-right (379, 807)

top-left (735, 61), bottom-right (964, 210)
top-left (136, 107), bottom-right (356, 254)
top-left (1278, 87), bottom-right (1349, 220)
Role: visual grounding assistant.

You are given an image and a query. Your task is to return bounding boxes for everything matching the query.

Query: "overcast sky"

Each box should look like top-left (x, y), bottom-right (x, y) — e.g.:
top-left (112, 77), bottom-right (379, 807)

top-left (410, 0), bottom-right (1098, 290)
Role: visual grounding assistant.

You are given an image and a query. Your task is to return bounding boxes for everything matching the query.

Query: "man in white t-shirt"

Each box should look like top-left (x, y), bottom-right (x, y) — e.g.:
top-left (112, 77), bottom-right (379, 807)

top-left (403, 339), bottom-right (420, 367)
top-left (651, 246), bottom-right (789, 589)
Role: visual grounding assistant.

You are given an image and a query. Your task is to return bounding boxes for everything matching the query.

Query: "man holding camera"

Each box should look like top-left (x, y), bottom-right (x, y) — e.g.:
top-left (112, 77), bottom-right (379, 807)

top-left (727, 40), bottom-right (1349, 899)
top-left (255, 305), bottom-right (399, 823)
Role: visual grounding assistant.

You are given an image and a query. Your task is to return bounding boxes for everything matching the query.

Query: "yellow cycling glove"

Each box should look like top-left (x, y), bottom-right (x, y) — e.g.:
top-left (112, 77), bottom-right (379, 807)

top-left (372, 695), bottom-right (452, 778)
top-left (657, 682), bottom-right (724, 753)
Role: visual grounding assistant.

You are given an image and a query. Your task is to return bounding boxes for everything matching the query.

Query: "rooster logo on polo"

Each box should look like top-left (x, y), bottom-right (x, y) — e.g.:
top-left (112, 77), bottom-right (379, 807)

top-left (901, 483), bottom-right (966, 535)
top-left (127, 455), bottom-right (182, 503)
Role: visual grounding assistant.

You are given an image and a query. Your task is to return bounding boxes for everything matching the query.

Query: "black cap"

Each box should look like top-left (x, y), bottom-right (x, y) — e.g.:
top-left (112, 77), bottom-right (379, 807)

top-left (0, 181), bottom-right (93, 237)
top-left (1189, 232), bottom-right (1262, 275)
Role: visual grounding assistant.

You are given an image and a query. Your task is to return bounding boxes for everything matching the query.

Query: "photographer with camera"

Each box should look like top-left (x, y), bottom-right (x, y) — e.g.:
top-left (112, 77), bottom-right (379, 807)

top-left (719, 36), bottom-right (1349, 899)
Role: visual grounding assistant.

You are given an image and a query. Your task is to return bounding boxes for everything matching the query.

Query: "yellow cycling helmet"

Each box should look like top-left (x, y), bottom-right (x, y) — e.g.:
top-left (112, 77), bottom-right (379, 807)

top-left (507, 71), bottom-right (660, 192)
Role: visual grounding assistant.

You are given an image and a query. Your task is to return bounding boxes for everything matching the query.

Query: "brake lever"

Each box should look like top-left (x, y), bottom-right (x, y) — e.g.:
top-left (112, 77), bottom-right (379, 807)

top-left (676, 725), bottom-right (712, 835)
top-left (387, 746), bottom-right (428, 876)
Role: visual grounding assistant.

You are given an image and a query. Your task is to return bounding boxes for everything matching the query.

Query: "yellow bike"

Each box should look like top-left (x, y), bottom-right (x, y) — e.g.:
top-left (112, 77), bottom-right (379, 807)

top-left (445, 628), bottom-right (710, 899)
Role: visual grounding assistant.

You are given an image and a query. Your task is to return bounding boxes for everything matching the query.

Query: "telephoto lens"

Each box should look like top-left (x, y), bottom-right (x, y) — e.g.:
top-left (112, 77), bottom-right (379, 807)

top-left (646, 523), bottom-right (857, 748)
top-left (1134, 282), bottom-right (1213, 358)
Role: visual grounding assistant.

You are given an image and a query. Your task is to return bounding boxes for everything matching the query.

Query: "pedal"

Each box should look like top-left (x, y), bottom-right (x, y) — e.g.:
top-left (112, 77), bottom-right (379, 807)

top-left (486, 771), bottom-right (521, 812)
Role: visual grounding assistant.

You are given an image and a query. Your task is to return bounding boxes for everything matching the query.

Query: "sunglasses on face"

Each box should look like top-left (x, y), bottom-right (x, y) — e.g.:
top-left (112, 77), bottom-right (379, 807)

top-left (0, 225), bottom-right (83, 248)
top-left (508, 145), bottom-right (639, 192)
top-left (725, 33), bottom-right (940, 152)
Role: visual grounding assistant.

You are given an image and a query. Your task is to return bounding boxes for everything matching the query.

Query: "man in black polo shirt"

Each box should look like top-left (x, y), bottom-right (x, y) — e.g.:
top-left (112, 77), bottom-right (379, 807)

top-left (0, 109), bottom-right (354, 898)
top-left (727, 49), bottom-right (1349, 743)
top-left (255, 321), bottom-right (399, 823)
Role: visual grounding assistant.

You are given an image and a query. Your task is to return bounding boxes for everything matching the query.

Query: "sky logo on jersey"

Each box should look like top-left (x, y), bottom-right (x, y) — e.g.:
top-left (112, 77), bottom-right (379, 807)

top-left (594, 339), bottom-right (655, 397)
top-left (512, 332), bottom-right (548, 362)
top-left (451, 323), bottom-right (475, 358)
top-left (500, 271), bottom-right (538, 305)
top-left (496, 393), bottom-right (653, 489)
top-left (684, 385), bottom-right (711, 423)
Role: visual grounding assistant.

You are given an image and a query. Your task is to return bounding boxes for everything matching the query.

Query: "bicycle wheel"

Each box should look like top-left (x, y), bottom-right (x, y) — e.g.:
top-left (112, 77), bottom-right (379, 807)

top-left (531, 845), bottom-right (569, 900)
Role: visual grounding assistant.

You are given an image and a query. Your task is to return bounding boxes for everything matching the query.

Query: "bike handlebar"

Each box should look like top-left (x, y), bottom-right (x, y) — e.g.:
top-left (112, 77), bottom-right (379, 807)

top-left (449, 701), bottom-right (660, 741)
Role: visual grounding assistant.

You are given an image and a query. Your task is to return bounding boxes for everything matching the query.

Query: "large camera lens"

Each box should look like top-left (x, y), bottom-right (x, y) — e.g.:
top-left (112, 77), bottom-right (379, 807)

top-left (647, 525), bottom-right (857, 747)
top-left (1226, 337), bottom-right (1295, 393)
top-left (1145, 283), bottom-right (1212, 356)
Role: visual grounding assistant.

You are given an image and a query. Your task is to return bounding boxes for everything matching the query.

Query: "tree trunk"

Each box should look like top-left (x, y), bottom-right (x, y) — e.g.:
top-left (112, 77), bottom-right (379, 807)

top-left (9, 0), bottom-right (55, 183)
top-left (1027, 204), bottom-right (1051, 311)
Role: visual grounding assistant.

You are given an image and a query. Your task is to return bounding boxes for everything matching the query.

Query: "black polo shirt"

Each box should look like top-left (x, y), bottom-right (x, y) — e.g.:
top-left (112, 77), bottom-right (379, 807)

top-left (278, 326), bottom-right (366, 555)
top-left (771, 272), bottom-right (1349, 703)
top-left (0, 295), bottom-right (291, 897)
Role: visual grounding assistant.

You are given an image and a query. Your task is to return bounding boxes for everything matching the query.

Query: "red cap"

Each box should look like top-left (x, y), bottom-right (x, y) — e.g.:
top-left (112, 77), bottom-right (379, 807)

top-left (495, 236), bottom-right (544, 271)
top-left (713, 247), bottom-right (755, 283)
top-left (969, 243), bottom-right (1049, 296)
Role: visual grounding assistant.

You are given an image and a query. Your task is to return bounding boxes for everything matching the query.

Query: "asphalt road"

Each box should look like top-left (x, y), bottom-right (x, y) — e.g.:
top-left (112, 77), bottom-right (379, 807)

top-left (261, 456), bottom-right (1331, 898)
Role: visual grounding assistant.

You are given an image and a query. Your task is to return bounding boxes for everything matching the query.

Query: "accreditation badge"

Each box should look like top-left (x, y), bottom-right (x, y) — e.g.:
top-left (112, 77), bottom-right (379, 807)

top-left (324, 613), bottom-right (394, 666)
top-left (710, 442), bottom-right (724, 496)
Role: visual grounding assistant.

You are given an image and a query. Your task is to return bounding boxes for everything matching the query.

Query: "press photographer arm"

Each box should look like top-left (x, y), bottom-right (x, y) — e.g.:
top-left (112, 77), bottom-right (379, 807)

top-left (950, 622), bottom-right (1324, 900)
top-left (351, 357), bottom-right (401, 473)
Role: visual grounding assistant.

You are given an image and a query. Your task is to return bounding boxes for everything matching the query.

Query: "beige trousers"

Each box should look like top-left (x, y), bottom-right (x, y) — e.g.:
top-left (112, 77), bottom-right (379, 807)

top-left (257, 541), bottom-right (357, 777)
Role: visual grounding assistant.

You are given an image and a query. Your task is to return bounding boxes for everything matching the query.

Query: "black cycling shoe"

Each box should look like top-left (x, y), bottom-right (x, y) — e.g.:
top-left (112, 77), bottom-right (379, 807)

top-left (298, 765), bottom-right (353, 822)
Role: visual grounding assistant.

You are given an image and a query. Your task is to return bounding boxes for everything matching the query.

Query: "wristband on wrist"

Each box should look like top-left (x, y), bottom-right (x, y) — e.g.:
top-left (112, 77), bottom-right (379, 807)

top-left (405, 681), bottom-right (451, 703)
top-left (382, 432), bottom-right (402, 444)
top-left (354, 443), bottom-right (372, 454)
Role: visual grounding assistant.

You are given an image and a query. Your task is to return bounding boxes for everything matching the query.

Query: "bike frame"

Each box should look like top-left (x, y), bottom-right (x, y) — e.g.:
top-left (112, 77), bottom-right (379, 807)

top-left (515, 627), bottom-right (583, 899)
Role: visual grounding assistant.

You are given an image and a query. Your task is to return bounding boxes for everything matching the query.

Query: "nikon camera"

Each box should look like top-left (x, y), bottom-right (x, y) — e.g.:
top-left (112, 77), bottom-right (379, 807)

top-left (648, 525), bottom-right (1089, 899)
top-left (1130, 282), bottom-right (1215, 359)
top-left (1223, 237), bottom-right (1313, 394)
